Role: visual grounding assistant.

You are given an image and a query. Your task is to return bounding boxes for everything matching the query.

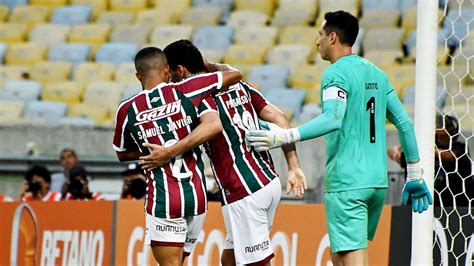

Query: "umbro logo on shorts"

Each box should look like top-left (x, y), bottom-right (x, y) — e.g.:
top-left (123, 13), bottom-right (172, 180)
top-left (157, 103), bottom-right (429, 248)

top-left (135, 100), bottom-right (181, 126)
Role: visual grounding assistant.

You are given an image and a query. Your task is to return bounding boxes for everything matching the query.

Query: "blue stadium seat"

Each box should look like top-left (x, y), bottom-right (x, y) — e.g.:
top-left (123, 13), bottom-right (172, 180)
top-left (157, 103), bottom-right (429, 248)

top-left (363, 0), bottom-right (400, 11)
top-left (192, 0), bottom-right (233, 21)
top-left (263, 88), bottom-right (306, 121)
top-left (95, 42), bottom-right (138, 65)
top-left (48, 43), bottom-right (91, 65)
top-left (0, 80), bottom-right (42, 102)
top-left (0, 42), bottom-right (6, 64)
top-left (248, 64), bottom-right (290, 92)
top-left (122, 86), bottom-right (142, 101)
top-left (58, 117), bottom-right (96, 126)
top-left (192, 26), bottom-right (234, 52)
top-left (0, 0), bottom-right (27, 10)
top-left (24, 101), bottom-right (68, 122)
top-left (50, 5), bottom-right (92, 26)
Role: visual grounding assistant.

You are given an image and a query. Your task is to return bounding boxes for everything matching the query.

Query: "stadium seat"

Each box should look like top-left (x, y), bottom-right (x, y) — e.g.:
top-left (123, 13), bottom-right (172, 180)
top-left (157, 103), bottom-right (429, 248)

top-left (0, 42), bottom-right (6, 63)
top-left (149, 25), bottom-right (194, 49)
top-left (298, 103), bottom-right (322, 123)
top-left (135, 8), bottom-right (177, 27)
top-left (289, 64), bottom-right (324, 91)
top-left (271, 9), bottom-right (314, 27)
top-left (83, 81), bottom-right (124, 113)
top-left (95, 43), bottom-right (138, 65)
top-left (278, 26), bottom-right (319, 56)
top-left (122, 86), bottom-right (142, 100)
top-left (363, 28), bottom-right (405, 51)
top-left (199, 49), bottom-right (225, 63)
top-left (234, 26), bottom-right (278, 48)
top-left (360, 10), bottom-right (400, 29)
top-left (68, 24), bottom-right (111, 47)
top-left (50, 5), bottom-right (92, 26)
top-left (386, 64), bottom-right (416, 95)
top-left (110, 0), bottom-right (147, 12)
top-left (110, 24), bottom-right (152, 46)
top-left (234, 0), bottom-right (275, 16)
top-left (154, 0), bottom-right (191, 18)
top-left (71, 0), bottom-right (107, 20)
top-left (266, 44), bottom-right (312, 73)
top-left (223, 44), bottom-right (267, 65)
top-left (248, 64), bottom-right (290, 91)
top-left (41, 81), bottom-right (83, 104)
top-left (0, 100), bottom-right (24, 124)
top-left (74, 62), bottom-right (116, 87)
top-left (114, 63), bottom-right (137, 83)
top-left (0, 65), bottom-right (31, 83)
top-left (5, 43), bottom-right (47, 65)
top-left (96, 11), bottom-right (135, 27)
top-left (401, 8), bottom-right (417, 31)
top-left (68, 103), bottom-right (109, 124)
top-left (30, 61), bottom-right (72, 83)
top-left (363, 0), bottom-right (400, 11)
top-left (58, 117), bottom-right (96, 126)
top-left (24, 101), bottom-right (68, 122)
top-left (226, 10), bottom-right (269, 29)
top-left (0, 5), bottom-right (8, 22)
top-left (0, 0), bottom-right (27, 11)
top-left (48, 43), bottom-right (91, 65)
top-left (192, 26), bottom-right (234, 52)
top-left (263, 88), bottom-right (306, 120)
top-left (193, 0), bottom-right (233, 21)
top-left (29, 24), bottom-right (71, 46)
top-left (0, 80), bottom-right (42, 102)
top-left (30, 0), bottom-right (68, 7)
top-left (0, 23), bottom-right (27, 43)
top-left (319, 0), bottom-right (358, 19)
top-left (364, 50), bottom-right (404, 68)
top-left (9, 6), bottom-right (50, 30)
top-left (181, 6), bottom-right (222, 26)
top-left (403, 85), bottom-right (447, 110)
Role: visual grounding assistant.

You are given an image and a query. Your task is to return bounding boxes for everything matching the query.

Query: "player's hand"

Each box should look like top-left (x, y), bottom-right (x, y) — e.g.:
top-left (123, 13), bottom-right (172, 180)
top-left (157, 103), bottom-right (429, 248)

top-left (401, 162), bottom-right (433, 213)
top-left (246, 121), bottom-right (296, 152)
top-left (286, 168), bottom-right (307, 198)
top-left (138, 143), bottom-right (173, 170)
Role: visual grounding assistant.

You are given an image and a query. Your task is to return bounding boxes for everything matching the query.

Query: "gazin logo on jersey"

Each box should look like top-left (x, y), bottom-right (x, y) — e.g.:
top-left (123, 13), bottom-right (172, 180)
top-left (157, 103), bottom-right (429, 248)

top-left (135, 100), bottom-right (181, 126)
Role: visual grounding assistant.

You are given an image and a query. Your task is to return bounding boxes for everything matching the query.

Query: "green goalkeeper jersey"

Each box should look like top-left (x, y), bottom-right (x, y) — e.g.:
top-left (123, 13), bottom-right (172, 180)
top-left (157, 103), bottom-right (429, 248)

top-left (320, 54), bottom-right (392, 192)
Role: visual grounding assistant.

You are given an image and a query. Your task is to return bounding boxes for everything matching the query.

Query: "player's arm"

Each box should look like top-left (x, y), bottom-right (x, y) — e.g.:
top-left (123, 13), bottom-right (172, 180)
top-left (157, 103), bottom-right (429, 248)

top-left (246, 87), bottom-right (347, 151)
top-left (138, 112), bottom-right (222, 169)
top-left (113, 104), bottom-right (143, 162)
top-left (205, 61), bottom-right (242, 88)
top-left (386, 89), bottom-right (432, 213)
top-left (116, 148), bottom-right (142, 162)
top-left (258, 104), bottom-right (307, 197)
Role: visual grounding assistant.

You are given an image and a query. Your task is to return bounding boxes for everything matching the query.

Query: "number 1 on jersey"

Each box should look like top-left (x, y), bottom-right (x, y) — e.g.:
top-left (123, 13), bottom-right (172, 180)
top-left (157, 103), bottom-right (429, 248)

top-left (366, 97), bottom-right (376, 143)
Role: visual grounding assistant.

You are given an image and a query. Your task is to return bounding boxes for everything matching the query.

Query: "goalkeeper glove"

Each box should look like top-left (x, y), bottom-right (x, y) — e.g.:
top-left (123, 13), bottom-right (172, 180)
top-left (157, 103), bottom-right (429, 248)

top-left (401, 161), bottom-right (433, 213)
top-left (245, 121), bottom-right (300, 152)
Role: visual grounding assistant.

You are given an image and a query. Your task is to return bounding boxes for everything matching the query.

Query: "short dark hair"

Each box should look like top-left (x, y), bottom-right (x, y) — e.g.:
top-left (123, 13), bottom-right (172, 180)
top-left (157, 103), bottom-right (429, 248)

top-left (163, 40), bottom-right (206, 74)
top-left (25, 165), bottom-right (51, 184)
top-left (69, 165), bottom-right (88, 181)
top-left (134, 47), bottom-right (167, 75)
top-left (323, 11), bottom-right (359, 46)
top-left (60, 148), bottom-right (77, 160)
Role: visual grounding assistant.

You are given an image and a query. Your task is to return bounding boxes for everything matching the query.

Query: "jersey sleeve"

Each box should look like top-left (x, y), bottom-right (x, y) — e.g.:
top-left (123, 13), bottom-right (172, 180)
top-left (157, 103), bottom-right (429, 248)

top-left (243, 82), bottom-right (269, 113)
top-left (197, 95), bottom-right (218, 117)
top-left (320, 65), bottom-right (351, 94)
top-left (174, 72), bottom-right (223, 108)
top-left (113, 103), bottom-right (133, 152)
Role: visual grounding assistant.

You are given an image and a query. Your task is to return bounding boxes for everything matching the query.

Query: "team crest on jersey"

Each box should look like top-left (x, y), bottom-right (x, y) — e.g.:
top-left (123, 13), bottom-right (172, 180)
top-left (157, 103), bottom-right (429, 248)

top-left (135, 100), bottom-right (181, 126)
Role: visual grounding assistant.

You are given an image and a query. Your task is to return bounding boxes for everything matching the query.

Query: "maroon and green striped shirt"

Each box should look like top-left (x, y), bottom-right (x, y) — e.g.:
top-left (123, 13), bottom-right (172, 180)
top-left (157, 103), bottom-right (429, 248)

top-left (204, 81), bottom-right (278, 205)
top-left (113, 72), bottom-right (223, 219)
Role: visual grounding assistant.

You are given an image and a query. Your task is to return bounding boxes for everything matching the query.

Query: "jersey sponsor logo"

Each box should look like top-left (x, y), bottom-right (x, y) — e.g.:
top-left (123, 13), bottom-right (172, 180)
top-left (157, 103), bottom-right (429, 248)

top-left (225, 95), bottom-right (250, 109)
top-left (244, 240), bottom-right (270, 253)
top-left (134, 100), bottom-right (181, 126)
top-left (155, 224), bottom-right (186, 233)
top-left (365, 82), bottom-right (379, 90)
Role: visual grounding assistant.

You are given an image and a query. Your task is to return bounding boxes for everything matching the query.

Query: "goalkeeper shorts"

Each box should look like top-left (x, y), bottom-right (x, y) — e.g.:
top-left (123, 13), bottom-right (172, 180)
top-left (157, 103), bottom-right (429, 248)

top-left (324, 188), bottom-right (387, 253)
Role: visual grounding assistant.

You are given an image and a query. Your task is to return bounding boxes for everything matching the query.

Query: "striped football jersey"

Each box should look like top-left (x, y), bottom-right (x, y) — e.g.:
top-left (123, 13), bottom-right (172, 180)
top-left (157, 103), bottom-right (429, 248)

top-left (204, 81), bottom-right (278, 205)
top-left (113, 72), bottom-right (223, 219)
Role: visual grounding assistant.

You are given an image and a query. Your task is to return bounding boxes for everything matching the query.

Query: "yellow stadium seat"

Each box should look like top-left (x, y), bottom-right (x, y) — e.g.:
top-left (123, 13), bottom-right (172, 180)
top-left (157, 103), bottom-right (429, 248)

top-left (224, 44), bottom-right (267, 65)
top-left (402, 8), bottom-right (444, 32)
top-left (181, 6), bottom-right (222, 26)
top-left (266, 44), bottom-right (312, 72)
top-left (114, 63), bottom-right (137, 83)
top-left (234, 26), bottom-right (278, 48)
top-left (68, 103), bottom-right (109, 124)
top-left (234, 0), bottom-right (276, 16)
top-left (30, 0), bottom-right (68, 7)
top-left (135, 8), bottom-right (177, 26)
top-left (364, 50), bottom-right (404, 68)
top-left (199, 49), bottom-right (225, 63)
top-left (319, 0), bottom-right (358, 16)
top-left (29, 24), bottom-right (71, 46)
top-left (83, 81), bottom-right (124, 114)
top-left (360, 10), bottom-right (400, 29)
top-left (6, 43), bottom-right (47, 65)
top-left (71, 0), bottom-right (107, 20)
top-left (74, 62), bottom-right (116, 87)
top-left (0, 65), bottom-right (31, 83)
top-left (110, 0), bottom-right (147, 12)
top-left (149, 25), bottom-right (194, 49)
top-left (227, 10), bottom-right (268, 29)
top-left (0, 23), bottom-right (27, 44)
top-left (0, 100), bottom-right (24, 124)
top-left (363, 28), bottom-right (405, 51)
top-left (408, 47), bottom-right (450, 65)
top-left (289, 63), bottom-right (325, 91)
top-left (9, 6), bottom-right (50, 30)
top-left (386, 64), bottom-right (416, 95)
top-left (271, 9), bottom-right (314, 27)
top-left (0, 5), bottom-right (8, 22)
top-left (110, 24), bottom-right (152, 46)
top-left (30, 61), bottom-right (72, 83)
top-left (279, 26), bottom-right (318, 56)
top-left (154, 0), bottom-right (191, 18)
top-left (69, 24), bottom-right (111, 46)
top-left (96, 11), bottom-right (135, 27)
top-left (279, 0), bottom-right (317, 14)
top-left (42, 81), bottom-right (83, 104)
top-left (231, 64), bottom-right (253, 80)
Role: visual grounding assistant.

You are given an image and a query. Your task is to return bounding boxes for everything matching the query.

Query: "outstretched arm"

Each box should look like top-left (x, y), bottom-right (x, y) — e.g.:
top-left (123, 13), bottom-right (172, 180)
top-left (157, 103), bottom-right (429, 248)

top-left (206, 61), bottom-right (242, 88)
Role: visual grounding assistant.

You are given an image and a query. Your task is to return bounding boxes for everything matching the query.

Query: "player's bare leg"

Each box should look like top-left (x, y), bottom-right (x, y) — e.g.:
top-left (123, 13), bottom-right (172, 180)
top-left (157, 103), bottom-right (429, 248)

top-left (151, 246), bottom-right (183, 266)
top-left (330, 249), bottom-right (367, 266)
top-left (221, 249), bottom-right (236, 266)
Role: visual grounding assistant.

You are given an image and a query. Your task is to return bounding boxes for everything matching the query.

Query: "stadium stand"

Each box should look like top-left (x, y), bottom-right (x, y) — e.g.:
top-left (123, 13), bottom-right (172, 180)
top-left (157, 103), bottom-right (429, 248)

top-left (29, 24), bottom-right (71, 46)
top-left (41, 81), bottom-right (83, 104)
top-left (0, 23), bottom-right (27, 43)
top-left (24, 101), bottom-right (68, 122)
top-left (50, 5), bottom-right (92, 26)
top-left (48, 43), bottom-right (91, 65)
top-left (95, 43), bottom-right (138, 65)
top-left (0, 80), bottom-right (42, 102)
top-left (0, 99), bottom-right (24, 124)
top-left (181, 6), bottom-right (222, 26)
top-left (248, 64), bottom-right (290, 92)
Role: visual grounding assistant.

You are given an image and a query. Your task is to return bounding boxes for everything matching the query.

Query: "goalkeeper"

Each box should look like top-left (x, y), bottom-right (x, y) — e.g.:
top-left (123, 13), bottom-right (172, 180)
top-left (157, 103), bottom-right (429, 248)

top-left (246, 10), bottom-right (433, 266)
